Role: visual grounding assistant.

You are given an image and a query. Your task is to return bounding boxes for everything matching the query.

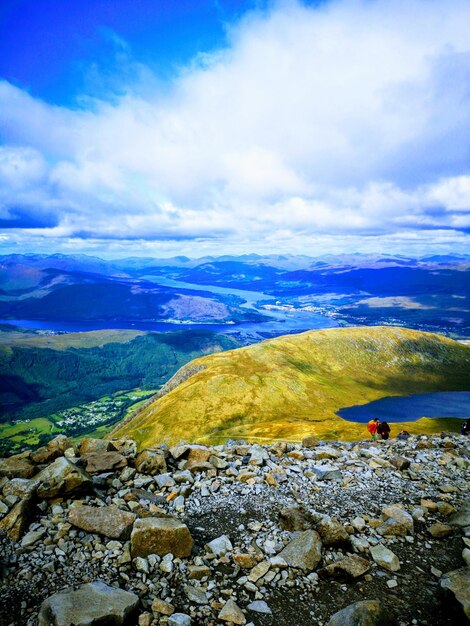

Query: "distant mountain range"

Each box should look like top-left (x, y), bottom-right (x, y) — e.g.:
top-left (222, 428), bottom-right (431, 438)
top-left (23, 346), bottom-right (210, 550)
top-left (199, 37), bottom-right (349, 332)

top-left (0, 252), bottom-right (468, 336)
top-left (112, 326), bottom-right (470, 448)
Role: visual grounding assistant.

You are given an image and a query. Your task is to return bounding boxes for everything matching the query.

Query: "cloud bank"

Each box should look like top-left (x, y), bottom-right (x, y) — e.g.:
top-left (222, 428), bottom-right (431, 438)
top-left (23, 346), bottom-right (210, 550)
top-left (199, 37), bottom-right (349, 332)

top-left (1, 0), bottom-right (470, 255)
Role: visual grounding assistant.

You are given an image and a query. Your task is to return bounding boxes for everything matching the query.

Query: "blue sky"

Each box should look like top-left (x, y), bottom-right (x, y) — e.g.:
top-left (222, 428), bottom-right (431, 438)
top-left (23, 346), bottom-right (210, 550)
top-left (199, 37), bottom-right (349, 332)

top-left (0, 0), bottom-right (469, 258)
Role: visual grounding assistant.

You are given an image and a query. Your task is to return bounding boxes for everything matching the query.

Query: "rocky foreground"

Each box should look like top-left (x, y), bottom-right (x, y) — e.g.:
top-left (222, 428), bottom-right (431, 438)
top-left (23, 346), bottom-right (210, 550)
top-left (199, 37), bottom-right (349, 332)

top-left (0, 433), bottom-right (469, 626)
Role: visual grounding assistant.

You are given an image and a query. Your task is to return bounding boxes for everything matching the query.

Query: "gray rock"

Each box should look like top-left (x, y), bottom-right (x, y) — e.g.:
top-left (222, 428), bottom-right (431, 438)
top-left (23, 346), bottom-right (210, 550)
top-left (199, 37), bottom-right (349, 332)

top-left (69, 504), bottom-right (136, 540)
top-left (205, 534), bottom-right (233, 556)
top-left (448, 505), bottom-right (470, 529)
top-left (312, 465), bottom-right (342, 481)
top-left (390, 456), bottom-right (411, 471)
top-left (440, 567), bottom-right (470, 619)
top-left (38, 580), bottom-right (139, 626)
top-left (278, 530), bottom-right (322, 571)
top-left (328, 599), bottom-right (396, 626)
top-left (184, 585), bottom-right (208, 605)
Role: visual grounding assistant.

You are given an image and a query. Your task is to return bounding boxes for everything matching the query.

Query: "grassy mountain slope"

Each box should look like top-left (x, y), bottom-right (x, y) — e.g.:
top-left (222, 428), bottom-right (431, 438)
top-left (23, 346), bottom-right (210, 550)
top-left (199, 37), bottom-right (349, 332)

top-left (112, 326), bottom-right (470, 448)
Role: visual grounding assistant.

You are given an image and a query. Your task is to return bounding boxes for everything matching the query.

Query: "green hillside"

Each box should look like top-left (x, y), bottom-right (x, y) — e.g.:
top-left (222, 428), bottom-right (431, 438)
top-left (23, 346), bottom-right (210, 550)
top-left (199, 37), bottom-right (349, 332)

top-left (0, 329), bottom-right (241, 422)
top-left (111, 326), bottom-right (470, 448)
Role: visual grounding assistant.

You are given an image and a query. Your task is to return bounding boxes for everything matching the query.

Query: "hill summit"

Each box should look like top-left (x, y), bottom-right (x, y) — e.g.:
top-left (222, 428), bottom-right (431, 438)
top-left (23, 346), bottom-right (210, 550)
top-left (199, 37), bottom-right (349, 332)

top-left (111, 326), bottom-right (470, 449)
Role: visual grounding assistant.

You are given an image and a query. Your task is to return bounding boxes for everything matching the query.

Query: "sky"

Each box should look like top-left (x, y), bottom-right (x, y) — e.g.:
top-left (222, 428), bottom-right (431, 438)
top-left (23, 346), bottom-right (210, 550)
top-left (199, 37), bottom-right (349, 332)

top-left (0, 0), bottom-right (469, 258)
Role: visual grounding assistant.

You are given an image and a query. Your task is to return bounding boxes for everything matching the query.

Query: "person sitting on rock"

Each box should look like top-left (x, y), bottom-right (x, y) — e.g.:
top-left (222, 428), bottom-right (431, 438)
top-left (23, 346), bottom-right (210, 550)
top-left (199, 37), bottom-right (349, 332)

top-left (397, 430), bottom-right (411, 440)
top-left (378, 421), bottom-right (391, 440)
top-left (461, 420), bottom-right (469, 435)
top-left (367, 418), bottom-right (380, 440)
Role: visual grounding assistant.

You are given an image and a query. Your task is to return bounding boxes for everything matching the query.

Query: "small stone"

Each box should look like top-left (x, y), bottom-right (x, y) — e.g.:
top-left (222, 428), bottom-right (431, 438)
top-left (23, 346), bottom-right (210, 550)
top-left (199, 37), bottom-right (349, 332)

top-left (248, 560), bottom-right (270, 582)
top-left (184, 585), bottom-right (208, 605)
top-left (219, 599), bottom-right (246, 625)
top-left (377, 506), bottom-right (414, 536)
top-left (233, 553), bottom-right (257, 569)
top-left (386, 579), bottom-right (398, 589)
top-left (152, 599), bottom-right (175, 616)
top-left (369, 544), bottom-right (400, 572)
top-left (247, 600), bottom-right (272, 614)
top-left (206, 534), bottom-right (233, 556)
top-left (168, 613), bottom-right (192, 626)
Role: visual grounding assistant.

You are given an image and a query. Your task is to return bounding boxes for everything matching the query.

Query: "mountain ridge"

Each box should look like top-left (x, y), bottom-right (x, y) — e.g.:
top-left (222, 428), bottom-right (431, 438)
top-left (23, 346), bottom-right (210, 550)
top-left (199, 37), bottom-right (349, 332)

top-left (111, 326), bottom-right (470, 449)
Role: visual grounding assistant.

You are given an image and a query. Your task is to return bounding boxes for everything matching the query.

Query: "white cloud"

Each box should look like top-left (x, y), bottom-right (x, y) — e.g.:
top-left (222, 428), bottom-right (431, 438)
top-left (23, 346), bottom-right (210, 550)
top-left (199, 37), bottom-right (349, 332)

top-left (0, 0), bottom-right (469, 253)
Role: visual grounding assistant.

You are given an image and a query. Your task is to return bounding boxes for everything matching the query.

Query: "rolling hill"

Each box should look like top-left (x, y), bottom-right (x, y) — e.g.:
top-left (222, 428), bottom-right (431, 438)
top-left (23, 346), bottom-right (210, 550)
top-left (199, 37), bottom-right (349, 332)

top-left (111, 326), bottom-right (470, 448)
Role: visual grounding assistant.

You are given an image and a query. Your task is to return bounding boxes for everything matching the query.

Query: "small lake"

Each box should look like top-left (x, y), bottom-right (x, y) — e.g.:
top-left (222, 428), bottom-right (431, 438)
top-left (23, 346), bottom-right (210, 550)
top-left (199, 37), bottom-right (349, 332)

top-left (337, 391), bottom-right (470, 423)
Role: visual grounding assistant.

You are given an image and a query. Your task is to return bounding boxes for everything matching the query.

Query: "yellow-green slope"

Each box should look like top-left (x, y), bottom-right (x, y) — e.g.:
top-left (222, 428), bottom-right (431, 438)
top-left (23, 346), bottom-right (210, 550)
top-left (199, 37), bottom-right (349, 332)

top-left (111, 326), bottom-right (470, 448)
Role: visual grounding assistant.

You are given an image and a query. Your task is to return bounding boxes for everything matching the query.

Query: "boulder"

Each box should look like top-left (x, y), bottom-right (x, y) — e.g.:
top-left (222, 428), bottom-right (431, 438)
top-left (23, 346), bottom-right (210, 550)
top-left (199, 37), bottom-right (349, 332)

top-left (0, 456), bottom-right (36, 479)
top-left (38, 580), bottom-right (139, 626)
top-left (390, 456), bottom-right (411, 471)
top-left (448, 503), bottom-right (470, 528)
top-left (134, 450), bottom-right (167, 475)
top-left (302, 436), bottom-right (319, 448)
top-left (110, 439), bottom-right (137, 458)
top-left (218, 599), bottom-right (246, 625)
top-left (80, 451), bottom-right (127, 474)
top-left (321, 555), bottom-right (371, 579)
top-left (131, 517), bottom-right (193, 558)
top-left (31, 435), bottom-right (71, 464)
top-left (369, 544), bottom-right (400, 572)
top-left (79, 438), bottom-right (116, 455)
top-left (36, 457), bottom-right (92, 499)
top-left (377, 506), bottom-right (414, 536)
top-left (328, 600), bottom-right (396, 626)
top-left (0, 497), bottom-right (31, 541)
top-left (186, 445), bottom-right (211, 463)
top-left (440, 567), bottom-right (470, 619)
top-left (278, 530), bottom-right (322, 571)
top-left (3, 477), bottom-right (38, 498)
top-left (428, 523), bottom-right (453, 538)
top-left (68, 504), bottom-right (136, 540)
top-left (316, 516), bottom-right (350, 546)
